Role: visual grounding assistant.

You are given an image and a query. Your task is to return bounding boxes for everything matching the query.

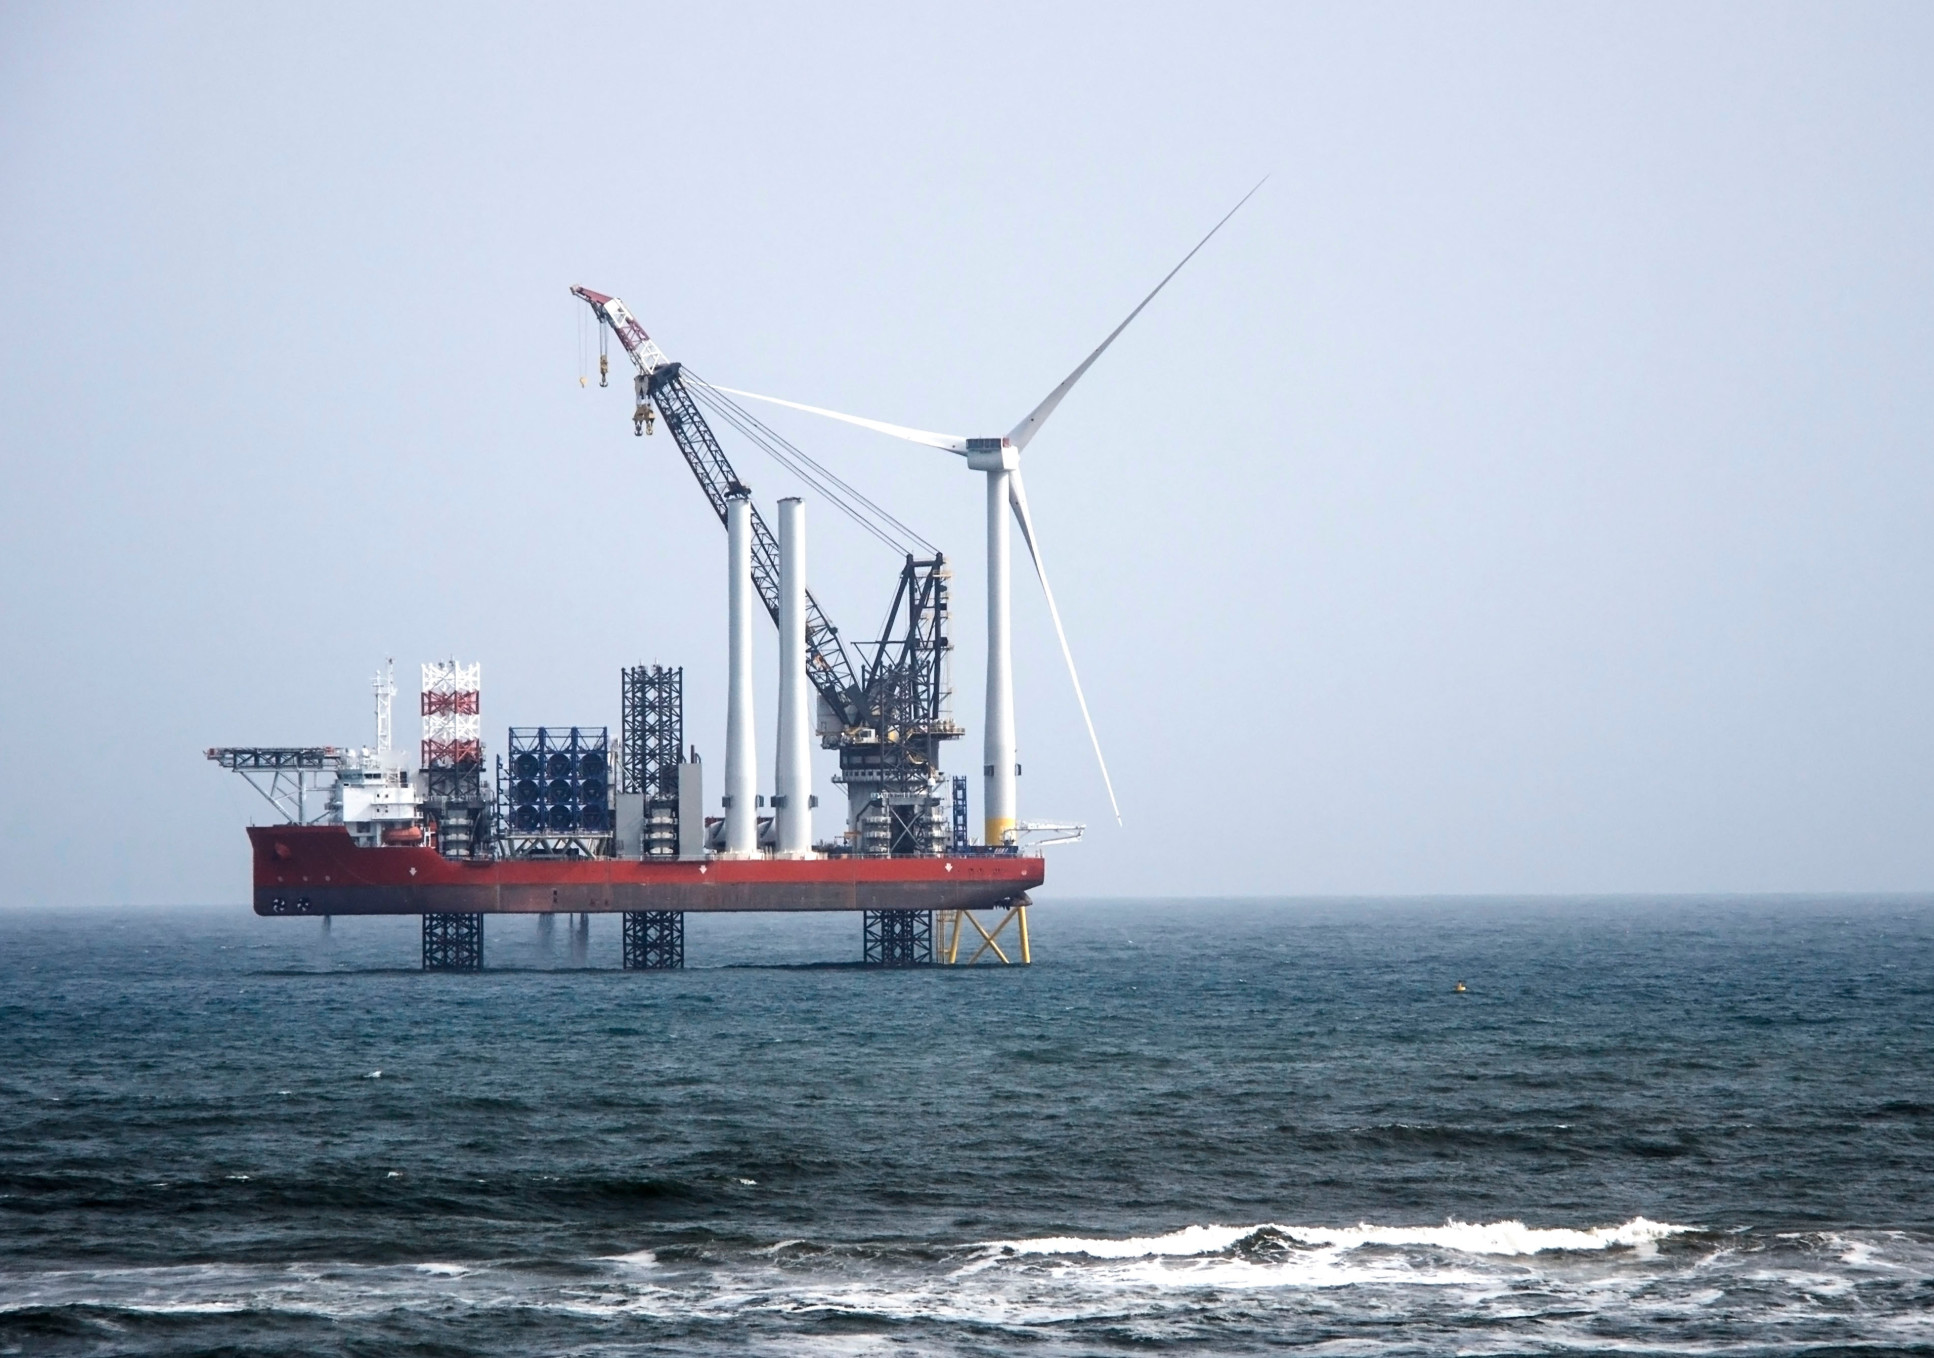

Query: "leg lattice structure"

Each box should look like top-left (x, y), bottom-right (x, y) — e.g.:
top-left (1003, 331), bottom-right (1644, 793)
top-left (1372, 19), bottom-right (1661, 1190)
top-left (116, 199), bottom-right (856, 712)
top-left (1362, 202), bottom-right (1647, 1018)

top-left (937, 895), bottom-right (1032, 965)
top-left (623, 911), bottom-right (685, 969)
top-left (422, 912), bottom-right (484, 970)
top-left (863, 909), bottom-right (933, 966)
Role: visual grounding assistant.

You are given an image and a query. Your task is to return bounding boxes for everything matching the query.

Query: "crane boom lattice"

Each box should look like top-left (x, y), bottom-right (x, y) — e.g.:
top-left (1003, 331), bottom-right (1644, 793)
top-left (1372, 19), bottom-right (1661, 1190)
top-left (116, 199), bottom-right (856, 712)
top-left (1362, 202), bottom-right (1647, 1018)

top-left (571, 283), bottom-right (963, 851)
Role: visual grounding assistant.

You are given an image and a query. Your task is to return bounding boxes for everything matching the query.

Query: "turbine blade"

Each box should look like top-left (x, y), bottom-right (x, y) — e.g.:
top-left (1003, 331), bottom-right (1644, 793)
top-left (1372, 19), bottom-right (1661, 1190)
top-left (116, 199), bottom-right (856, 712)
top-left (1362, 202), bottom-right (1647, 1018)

top-left (1007, 177), bottom-right (1267, 451)
top-left (706, 383), bottom-right (969, 454)
top-left (1007, 470), bottom-right (1122, 825)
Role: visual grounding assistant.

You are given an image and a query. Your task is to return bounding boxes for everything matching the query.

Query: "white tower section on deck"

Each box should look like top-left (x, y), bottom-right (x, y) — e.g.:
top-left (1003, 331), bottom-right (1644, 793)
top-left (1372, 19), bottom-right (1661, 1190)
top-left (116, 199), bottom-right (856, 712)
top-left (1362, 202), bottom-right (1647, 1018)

top-left (773, 498), bottom-right (813, 857)
top-left (722, 492), bottom-right (759, 857)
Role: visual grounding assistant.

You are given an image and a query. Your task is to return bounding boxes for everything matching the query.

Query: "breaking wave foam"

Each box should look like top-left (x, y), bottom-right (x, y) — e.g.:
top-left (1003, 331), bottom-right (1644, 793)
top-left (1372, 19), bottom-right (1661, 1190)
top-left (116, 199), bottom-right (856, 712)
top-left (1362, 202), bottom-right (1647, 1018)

top-left (7, 1226), bottom-right (1933, 1346)
top-left (995, 1216), bottom-right (1694, 1260)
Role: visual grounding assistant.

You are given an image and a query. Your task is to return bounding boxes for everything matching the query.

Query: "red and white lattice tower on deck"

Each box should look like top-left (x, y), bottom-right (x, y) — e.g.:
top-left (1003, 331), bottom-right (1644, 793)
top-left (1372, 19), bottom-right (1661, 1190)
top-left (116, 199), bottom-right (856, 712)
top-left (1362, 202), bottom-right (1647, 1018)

top-left (421, 661), bottom-right (482, 770)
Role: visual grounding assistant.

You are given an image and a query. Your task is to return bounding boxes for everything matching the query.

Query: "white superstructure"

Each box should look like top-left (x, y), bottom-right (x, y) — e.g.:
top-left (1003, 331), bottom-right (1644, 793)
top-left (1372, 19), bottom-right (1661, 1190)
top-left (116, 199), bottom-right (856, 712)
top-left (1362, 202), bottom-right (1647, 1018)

top-left (334, 659), bottom-right (424, 845)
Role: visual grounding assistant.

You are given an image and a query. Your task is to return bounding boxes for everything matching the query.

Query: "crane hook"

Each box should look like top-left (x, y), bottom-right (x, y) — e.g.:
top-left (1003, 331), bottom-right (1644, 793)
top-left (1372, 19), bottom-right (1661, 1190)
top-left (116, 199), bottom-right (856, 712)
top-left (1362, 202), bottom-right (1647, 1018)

top-left (633, 402), bottom-right (656, 437)
top-left (599, 352), bottom-right (609, 388)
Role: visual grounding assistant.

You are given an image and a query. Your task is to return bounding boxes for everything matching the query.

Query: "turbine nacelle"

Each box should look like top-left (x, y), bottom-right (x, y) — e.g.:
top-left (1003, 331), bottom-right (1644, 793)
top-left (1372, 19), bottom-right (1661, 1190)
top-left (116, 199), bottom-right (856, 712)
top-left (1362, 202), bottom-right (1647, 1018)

top-left (964, 438), bottom-right (1018, 471)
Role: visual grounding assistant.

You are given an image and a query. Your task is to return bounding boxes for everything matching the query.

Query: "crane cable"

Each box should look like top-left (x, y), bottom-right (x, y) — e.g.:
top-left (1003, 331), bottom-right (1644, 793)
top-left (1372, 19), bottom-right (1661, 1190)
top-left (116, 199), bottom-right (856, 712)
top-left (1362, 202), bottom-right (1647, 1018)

top-left (695, 384), bottom-right (909, 556)
top-left (690, 377), bottom-right (925, 549)
top-left (687, 376), bottom-right (937, 559)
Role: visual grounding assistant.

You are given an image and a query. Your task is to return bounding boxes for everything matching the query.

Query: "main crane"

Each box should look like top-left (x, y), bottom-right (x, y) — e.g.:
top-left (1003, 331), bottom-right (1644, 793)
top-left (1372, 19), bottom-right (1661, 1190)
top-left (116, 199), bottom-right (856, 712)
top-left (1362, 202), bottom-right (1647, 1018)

top-left (571, 286), bottom-right (963, 852)
top-left (572, 288), bottom-right (861, 715)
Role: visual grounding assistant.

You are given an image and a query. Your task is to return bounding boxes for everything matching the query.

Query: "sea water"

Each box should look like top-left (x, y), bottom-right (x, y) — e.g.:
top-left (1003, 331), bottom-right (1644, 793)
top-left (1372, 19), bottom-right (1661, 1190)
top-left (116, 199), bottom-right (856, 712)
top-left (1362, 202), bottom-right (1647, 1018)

top-left (1, 896), bottom-right (1930, 1355)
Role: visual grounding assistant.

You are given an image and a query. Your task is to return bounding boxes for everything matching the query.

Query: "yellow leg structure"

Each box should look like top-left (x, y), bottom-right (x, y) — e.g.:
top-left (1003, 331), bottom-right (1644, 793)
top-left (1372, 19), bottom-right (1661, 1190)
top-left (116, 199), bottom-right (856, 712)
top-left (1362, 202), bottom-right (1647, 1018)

top-left (939, 896), bottom-right (1032, 965)
top-left (965, 907), bottom-right (1015, 965)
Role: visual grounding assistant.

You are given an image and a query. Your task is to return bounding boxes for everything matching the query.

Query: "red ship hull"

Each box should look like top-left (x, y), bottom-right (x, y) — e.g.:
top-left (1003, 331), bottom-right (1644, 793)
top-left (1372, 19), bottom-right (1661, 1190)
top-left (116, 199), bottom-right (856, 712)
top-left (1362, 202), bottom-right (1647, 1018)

top-left (248, 825), bottom-right (1043, 917)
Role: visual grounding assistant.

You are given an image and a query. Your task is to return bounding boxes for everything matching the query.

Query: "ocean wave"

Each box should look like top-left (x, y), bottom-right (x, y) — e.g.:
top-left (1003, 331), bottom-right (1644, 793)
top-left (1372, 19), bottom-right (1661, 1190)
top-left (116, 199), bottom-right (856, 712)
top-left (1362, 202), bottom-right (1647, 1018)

top-left (5, 1228), bottom-right (1932, 1348)
top-left (992, 1215), bottom-right (1694, 1261)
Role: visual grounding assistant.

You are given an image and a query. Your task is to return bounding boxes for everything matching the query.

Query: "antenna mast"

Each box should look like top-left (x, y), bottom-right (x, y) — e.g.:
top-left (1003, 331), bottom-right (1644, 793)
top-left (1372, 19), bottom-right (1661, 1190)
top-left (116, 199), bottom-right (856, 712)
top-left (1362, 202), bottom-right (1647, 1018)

top-left (373, 658), bottom-right (395, 756)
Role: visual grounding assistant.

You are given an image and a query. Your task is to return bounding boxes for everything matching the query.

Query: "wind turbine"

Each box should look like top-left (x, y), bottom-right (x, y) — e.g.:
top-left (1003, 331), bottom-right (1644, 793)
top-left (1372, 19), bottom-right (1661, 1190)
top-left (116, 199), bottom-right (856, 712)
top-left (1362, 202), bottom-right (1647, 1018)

top-left (716, 182), bottom-right (1263, 847)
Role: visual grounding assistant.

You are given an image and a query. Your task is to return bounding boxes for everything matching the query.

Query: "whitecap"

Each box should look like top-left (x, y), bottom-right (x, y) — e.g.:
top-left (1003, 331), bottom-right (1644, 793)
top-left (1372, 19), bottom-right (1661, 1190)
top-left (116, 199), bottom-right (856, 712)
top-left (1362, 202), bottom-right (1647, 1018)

top-left (110, 1300), bottom-right (251, 1315)
top-left (994, 1216), bottom-right (1695, 1260)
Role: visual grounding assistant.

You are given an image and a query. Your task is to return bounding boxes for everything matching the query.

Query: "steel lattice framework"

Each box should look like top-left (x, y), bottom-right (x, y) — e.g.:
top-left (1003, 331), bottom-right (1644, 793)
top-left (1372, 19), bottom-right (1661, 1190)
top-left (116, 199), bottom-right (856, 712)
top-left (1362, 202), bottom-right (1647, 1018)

top-left (620, 666), bottom-right (682, 798)
top-left (863, 909), bottom-right (932, 966)
top-left (621, 666), bottom-right (684, 859)
top-left (852, 555), bottom-right (958, 792)
top-left (206, 747), bottom-right (344, 770)
top-left (422, 913), bottom-right (483, 970)
top-left (419, 661), bottom-right (488, 857)
top-left (622, 911), bottom-right (684, 969)
top-left (420, 661), bottom-right (482, 769)
top-left (205, 747), bottom-right (347, 824)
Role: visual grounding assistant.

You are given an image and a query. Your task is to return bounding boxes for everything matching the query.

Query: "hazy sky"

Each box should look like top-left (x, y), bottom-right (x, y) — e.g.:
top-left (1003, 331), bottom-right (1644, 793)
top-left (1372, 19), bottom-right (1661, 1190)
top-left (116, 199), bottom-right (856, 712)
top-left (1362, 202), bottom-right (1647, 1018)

top-left (3, 3), bottom-right (1932, 906)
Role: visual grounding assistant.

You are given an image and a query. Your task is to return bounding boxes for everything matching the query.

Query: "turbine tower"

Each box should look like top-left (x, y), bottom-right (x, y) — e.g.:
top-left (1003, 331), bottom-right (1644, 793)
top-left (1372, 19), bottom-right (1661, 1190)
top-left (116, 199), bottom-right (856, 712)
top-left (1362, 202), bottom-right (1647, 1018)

top-left (719, 182), bottom-right (1262, 845)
